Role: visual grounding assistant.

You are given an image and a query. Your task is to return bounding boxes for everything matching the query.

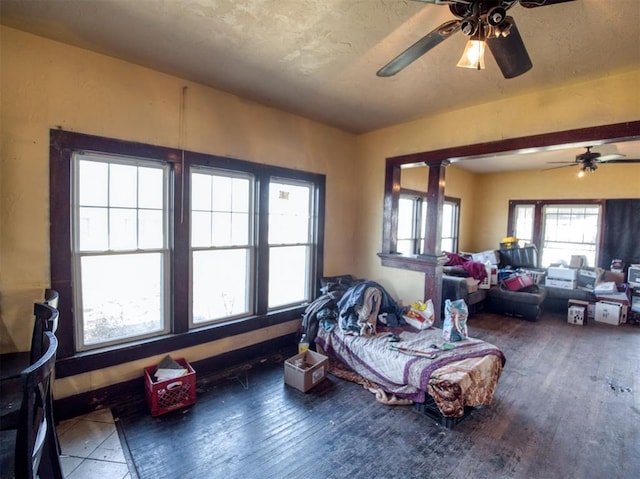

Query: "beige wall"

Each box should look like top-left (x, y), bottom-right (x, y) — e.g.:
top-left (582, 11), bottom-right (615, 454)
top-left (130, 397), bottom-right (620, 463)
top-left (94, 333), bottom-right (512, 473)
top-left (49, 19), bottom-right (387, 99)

top-left (354, 68), bottom-right (640, 304)
top-left (0, 27), bottom-right (358, 397)
top-left (471, 164), bottom-right (640, 252)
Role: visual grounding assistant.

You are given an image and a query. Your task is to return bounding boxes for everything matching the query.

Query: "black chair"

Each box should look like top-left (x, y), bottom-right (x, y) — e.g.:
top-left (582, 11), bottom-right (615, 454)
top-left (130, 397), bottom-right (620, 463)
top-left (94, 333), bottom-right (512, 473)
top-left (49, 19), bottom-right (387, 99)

top-left (1, 332), bottom-right (63, 479)
top-left (0, 290), bottom-right (60, 382)
top-left (1, 304), bottom-right (60, 446)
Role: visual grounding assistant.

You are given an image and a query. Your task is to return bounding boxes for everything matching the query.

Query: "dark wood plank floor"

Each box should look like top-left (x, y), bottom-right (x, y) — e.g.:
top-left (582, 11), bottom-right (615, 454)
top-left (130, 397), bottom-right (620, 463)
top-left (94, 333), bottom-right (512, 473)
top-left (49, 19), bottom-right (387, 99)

top-left (112, 311), bottom-right (640, 479)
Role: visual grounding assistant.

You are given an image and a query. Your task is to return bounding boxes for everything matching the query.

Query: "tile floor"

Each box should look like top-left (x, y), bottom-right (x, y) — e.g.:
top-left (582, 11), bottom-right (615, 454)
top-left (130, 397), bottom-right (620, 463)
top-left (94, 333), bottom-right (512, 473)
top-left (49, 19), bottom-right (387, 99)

top-left (57, 409), bottom-right (134, 479)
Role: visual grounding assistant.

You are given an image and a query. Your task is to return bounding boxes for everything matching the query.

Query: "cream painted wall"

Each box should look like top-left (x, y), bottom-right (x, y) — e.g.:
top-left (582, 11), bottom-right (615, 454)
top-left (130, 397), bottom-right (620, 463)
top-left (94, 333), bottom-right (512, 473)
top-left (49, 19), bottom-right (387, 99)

top-left (354, 68), bottom-right (640, 305)
top-left (471, 163), bottom-right (640, 252)
top-left (0, 27), bottom-right (358, 398)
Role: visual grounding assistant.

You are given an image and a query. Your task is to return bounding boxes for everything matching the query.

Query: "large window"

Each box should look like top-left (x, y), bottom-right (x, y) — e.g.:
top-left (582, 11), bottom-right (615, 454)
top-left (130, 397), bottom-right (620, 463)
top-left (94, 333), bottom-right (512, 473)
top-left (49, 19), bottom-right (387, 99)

top-left (397, 191), bottom-right (459, 255)
top-left (72, 154), bottom-right (170, 350)
top-left (191, 169), bottom-right (254, 324)
top-left (51, 130), bottom-right (325, 367)
top-left (509, 200), bottom-right (603, 268)
top-left (268, 179), bottom-right (315, 308)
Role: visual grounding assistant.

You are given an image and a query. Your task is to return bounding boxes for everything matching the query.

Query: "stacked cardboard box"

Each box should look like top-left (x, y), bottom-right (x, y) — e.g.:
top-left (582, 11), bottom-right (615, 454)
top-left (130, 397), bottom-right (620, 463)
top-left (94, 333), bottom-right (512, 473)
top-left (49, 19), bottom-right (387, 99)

top-left (545, 266), bottom-right (577, 289)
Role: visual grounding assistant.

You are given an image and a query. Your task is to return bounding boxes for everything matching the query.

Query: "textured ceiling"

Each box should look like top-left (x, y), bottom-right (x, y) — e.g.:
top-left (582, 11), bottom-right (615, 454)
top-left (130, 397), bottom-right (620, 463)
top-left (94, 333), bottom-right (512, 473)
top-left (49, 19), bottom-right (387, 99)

top-left (1, 0), bottom-right (639, 171)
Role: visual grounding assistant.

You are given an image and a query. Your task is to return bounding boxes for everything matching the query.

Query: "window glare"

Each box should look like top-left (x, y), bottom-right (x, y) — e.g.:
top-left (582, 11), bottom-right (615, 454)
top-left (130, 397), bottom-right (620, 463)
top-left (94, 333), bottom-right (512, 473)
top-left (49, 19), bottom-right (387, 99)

top-left (540, 204), bottom-right (600, 267)
top-left (192, 249), bottom-right (250, 322)
top-left (80, 253), bottom-right (164, 346)
top-left (79, 161), bottom-right (108, 207)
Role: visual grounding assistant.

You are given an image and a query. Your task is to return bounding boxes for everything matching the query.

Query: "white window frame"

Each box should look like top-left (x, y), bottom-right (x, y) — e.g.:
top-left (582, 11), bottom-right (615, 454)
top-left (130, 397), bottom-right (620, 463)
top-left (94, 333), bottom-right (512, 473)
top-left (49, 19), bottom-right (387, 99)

top-left (189, 167), bottom-right (256, 326)
top-left (267, 177), bottom-right (316, 310)
top-left (71, 152), bottom-right (171, 351)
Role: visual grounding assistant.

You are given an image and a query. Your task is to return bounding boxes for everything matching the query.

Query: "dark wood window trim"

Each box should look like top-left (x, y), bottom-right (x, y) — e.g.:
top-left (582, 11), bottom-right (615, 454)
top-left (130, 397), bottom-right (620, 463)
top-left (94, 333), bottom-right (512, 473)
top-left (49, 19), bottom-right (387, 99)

top-left (507, 199), bottom-right (606, 266)
top-left (50, 129), bottom-right (325, 378)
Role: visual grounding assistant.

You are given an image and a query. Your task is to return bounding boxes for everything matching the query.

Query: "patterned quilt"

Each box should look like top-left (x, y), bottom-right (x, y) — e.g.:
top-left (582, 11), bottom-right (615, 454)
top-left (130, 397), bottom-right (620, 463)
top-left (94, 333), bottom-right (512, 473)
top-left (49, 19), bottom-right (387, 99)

top-left (315, 325), bottom-right (506, 417)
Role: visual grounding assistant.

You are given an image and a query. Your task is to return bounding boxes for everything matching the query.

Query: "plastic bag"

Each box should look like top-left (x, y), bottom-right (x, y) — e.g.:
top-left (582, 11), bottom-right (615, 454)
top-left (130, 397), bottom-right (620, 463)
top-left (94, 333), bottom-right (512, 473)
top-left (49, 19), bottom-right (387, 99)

top-left (442, 299), bottom-right (469, 342)
top-left (402, 300), bottom-right (435, 330)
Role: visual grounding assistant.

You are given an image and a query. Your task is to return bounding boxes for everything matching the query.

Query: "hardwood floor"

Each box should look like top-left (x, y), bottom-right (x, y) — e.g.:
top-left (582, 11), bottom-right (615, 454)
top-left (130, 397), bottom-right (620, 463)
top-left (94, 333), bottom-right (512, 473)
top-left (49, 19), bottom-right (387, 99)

top-left (112, 311), bottom-right (639, 479)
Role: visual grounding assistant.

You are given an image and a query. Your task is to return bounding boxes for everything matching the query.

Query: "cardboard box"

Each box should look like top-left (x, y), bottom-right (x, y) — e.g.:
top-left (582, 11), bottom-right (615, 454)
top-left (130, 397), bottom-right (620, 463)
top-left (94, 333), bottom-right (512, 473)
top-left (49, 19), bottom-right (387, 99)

top-left (284, 350), bottom-right (328, 392)
top-left (594, 301), bottom-right (622, 325)
top-left (545, 277), bottom-right (576, 289)
top-left (570, 255), bottom-right (588, 268)
top-left (628, 265), bottom-right (640, 288)
top-left (568, 299), bottom-right (594, 320)
top-left (594, 281), bottom-right (617, 295)
top-left (465, 277), bottom-right (478, 293)
top-left (567, 305), bottom-right (586, 325)
top-left (547, 266), bottom-right (578, 281)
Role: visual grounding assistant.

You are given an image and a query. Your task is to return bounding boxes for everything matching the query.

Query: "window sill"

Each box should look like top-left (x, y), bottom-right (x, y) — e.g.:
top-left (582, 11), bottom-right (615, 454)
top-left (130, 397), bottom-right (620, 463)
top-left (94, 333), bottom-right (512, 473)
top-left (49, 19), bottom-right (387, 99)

top-left (55, 306), bottom-right (305, 378)
top-left (378, 252), bottom-right (447, 272)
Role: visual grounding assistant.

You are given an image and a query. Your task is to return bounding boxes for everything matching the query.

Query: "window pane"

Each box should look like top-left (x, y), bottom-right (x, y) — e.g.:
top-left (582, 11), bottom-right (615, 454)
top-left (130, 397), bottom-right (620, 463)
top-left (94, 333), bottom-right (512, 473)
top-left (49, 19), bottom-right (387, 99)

top-left (212, 212), bottom-right (232, 246)
top-left (442, 203), bottom-right (453, 237)
top-left (514, 205), bottom-right (534, 244)
top-left (192, 249), bottom-right (250, 322)
top-left (269, 181), bottom-right (311, 244)
top-left (191, 173), bottom-right (212, 211)
top-left (192, 171), bottom-right (252, 248)
top-left (397, 239), bottom-right (412, 256)
top-left (79, 207), bottom-right (108, 251)
top-left (138, 167), bottom-right (164, 209)
top-left (80, 253), bottom-right (165, 346)
top-left (79, 160), bottom-right (108, 207)
top-left (231, 212), bottom-right (250, 244)
top-left (138, 209), bottom-right (164, 249)
top-left (191, 211), bottom-right (212, 247)
top-left (109, 208), bottom-right (137, 250)
top-left (269, 245), bottom-right (309, 307)
top-left (109, 164), bottom-right (138, 208)
top-left (397, 198), bottom-right (414, 239)
top-left (212, 175), bottom-right (232, 211)
top-left (541, 204), bottom-right (600, 267)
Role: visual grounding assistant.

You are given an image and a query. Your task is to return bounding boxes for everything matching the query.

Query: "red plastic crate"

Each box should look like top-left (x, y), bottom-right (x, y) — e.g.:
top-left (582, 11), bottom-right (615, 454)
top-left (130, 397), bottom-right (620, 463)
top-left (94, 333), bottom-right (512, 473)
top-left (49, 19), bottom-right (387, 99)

top-left (144, 358), bottom-right (196, 416)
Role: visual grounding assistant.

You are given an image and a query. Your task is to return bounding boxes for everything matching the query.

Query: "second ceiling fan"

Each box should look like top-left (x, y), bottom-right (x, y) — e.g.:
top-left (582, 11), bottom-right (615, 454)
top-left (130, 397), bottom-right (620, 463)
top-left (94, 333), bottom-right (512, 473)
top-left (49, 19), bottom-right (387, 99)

top-left (377, 0), bottom-right (575, 79)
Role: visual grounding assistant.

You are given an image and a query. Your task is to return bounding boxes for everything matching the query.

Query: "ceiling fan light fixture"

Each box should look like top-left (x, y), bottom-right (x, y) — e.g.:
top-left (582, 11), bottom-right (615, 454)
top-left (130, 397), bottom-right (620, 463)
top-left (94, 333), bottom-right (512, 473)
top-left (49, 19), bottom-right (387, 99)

top-left (457, 39), bottom-right (486, 70)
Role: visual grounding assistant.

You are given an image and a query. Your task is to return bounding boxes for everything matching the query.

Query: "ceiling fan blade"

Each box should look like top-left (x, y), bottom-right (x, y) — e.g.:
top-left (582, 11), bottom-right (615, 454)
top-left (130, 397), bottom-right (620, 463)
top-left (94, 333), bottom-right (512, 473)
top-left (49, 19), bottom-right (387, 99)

top-left (597, 159), bottom-right (640, 164)
top-left (546, 161), bottom-right (578, 164)
top-left (544, 163), bottom-right (580, 171)
top-left (595, 154), bottom-right (625, 162)
top-left (486, 17), bottom-right (532, 79)
top-left (519, 0), bottom-right (575, 8)
top-left (376, 20), bottom-right (461, 77)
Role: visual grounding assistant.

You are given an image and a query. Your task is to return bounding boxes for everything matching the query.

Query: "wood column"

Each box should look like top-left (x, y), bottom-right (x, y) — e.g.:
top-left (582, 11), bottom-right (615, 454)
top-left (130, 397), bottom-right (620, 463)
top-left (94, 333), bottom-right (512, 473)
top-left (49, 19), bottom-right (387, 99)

top-left (422, 160), bottom-right (448, 327)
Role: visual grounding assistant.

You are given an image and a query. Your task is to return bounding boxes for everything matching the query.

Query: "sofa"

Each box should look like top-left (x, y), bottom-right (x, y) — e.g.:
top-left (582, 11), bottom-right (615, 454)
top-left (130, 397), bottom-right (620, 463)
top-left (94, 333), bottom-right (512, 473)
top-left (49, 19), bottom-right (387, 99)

top-left (486, 246), bottom-right (548, 322)
top-left (442, 267), bottom-right (487, 315)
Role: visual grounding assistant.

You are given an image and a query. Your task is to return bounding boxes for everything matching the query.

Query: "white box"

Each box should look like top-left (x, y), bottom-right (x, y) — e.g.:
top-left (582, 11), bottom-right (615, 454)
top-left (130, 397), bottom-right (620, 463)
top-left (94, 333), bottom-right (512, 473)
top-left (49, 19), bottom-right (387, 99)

top-left (628, 265), bottom-right (640, 287)
top-left (471, 250), bottom-right (499, 265)
top-left (568, 299), bottom-right (595, 320)
top-left (547, 266), bottom-right (578, 281)
top-left (567, 305), bottom-right (586, 325)
top-left (545, 277), bottom-right (577, 289)
top-left (478, 263), bottom-right (492, 290)
top-left (594, 301), bottom-right (622, 325)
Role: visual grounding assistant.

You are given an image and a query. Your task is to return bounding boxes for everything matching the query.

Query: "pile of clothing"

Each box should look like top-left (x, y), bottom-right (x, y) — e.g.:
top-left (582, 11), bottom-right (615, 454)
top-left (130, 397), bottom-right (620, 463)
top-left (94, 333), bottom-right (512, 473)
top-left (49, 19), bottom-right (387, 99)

top-left (301, 275), bottom-right (405, 347)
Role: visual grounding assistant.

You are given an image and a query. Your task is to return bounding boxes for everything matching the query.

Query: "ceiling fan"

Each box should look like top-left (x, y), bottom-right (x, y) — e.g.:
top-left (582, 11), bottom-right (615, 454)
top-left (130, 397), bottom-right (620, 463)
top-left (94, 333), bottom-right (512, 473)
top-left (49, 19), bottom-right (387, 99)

top-left (377, 0), bottom-right (575, 79)
top-left (545, 146), bottom-right (640, 175)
